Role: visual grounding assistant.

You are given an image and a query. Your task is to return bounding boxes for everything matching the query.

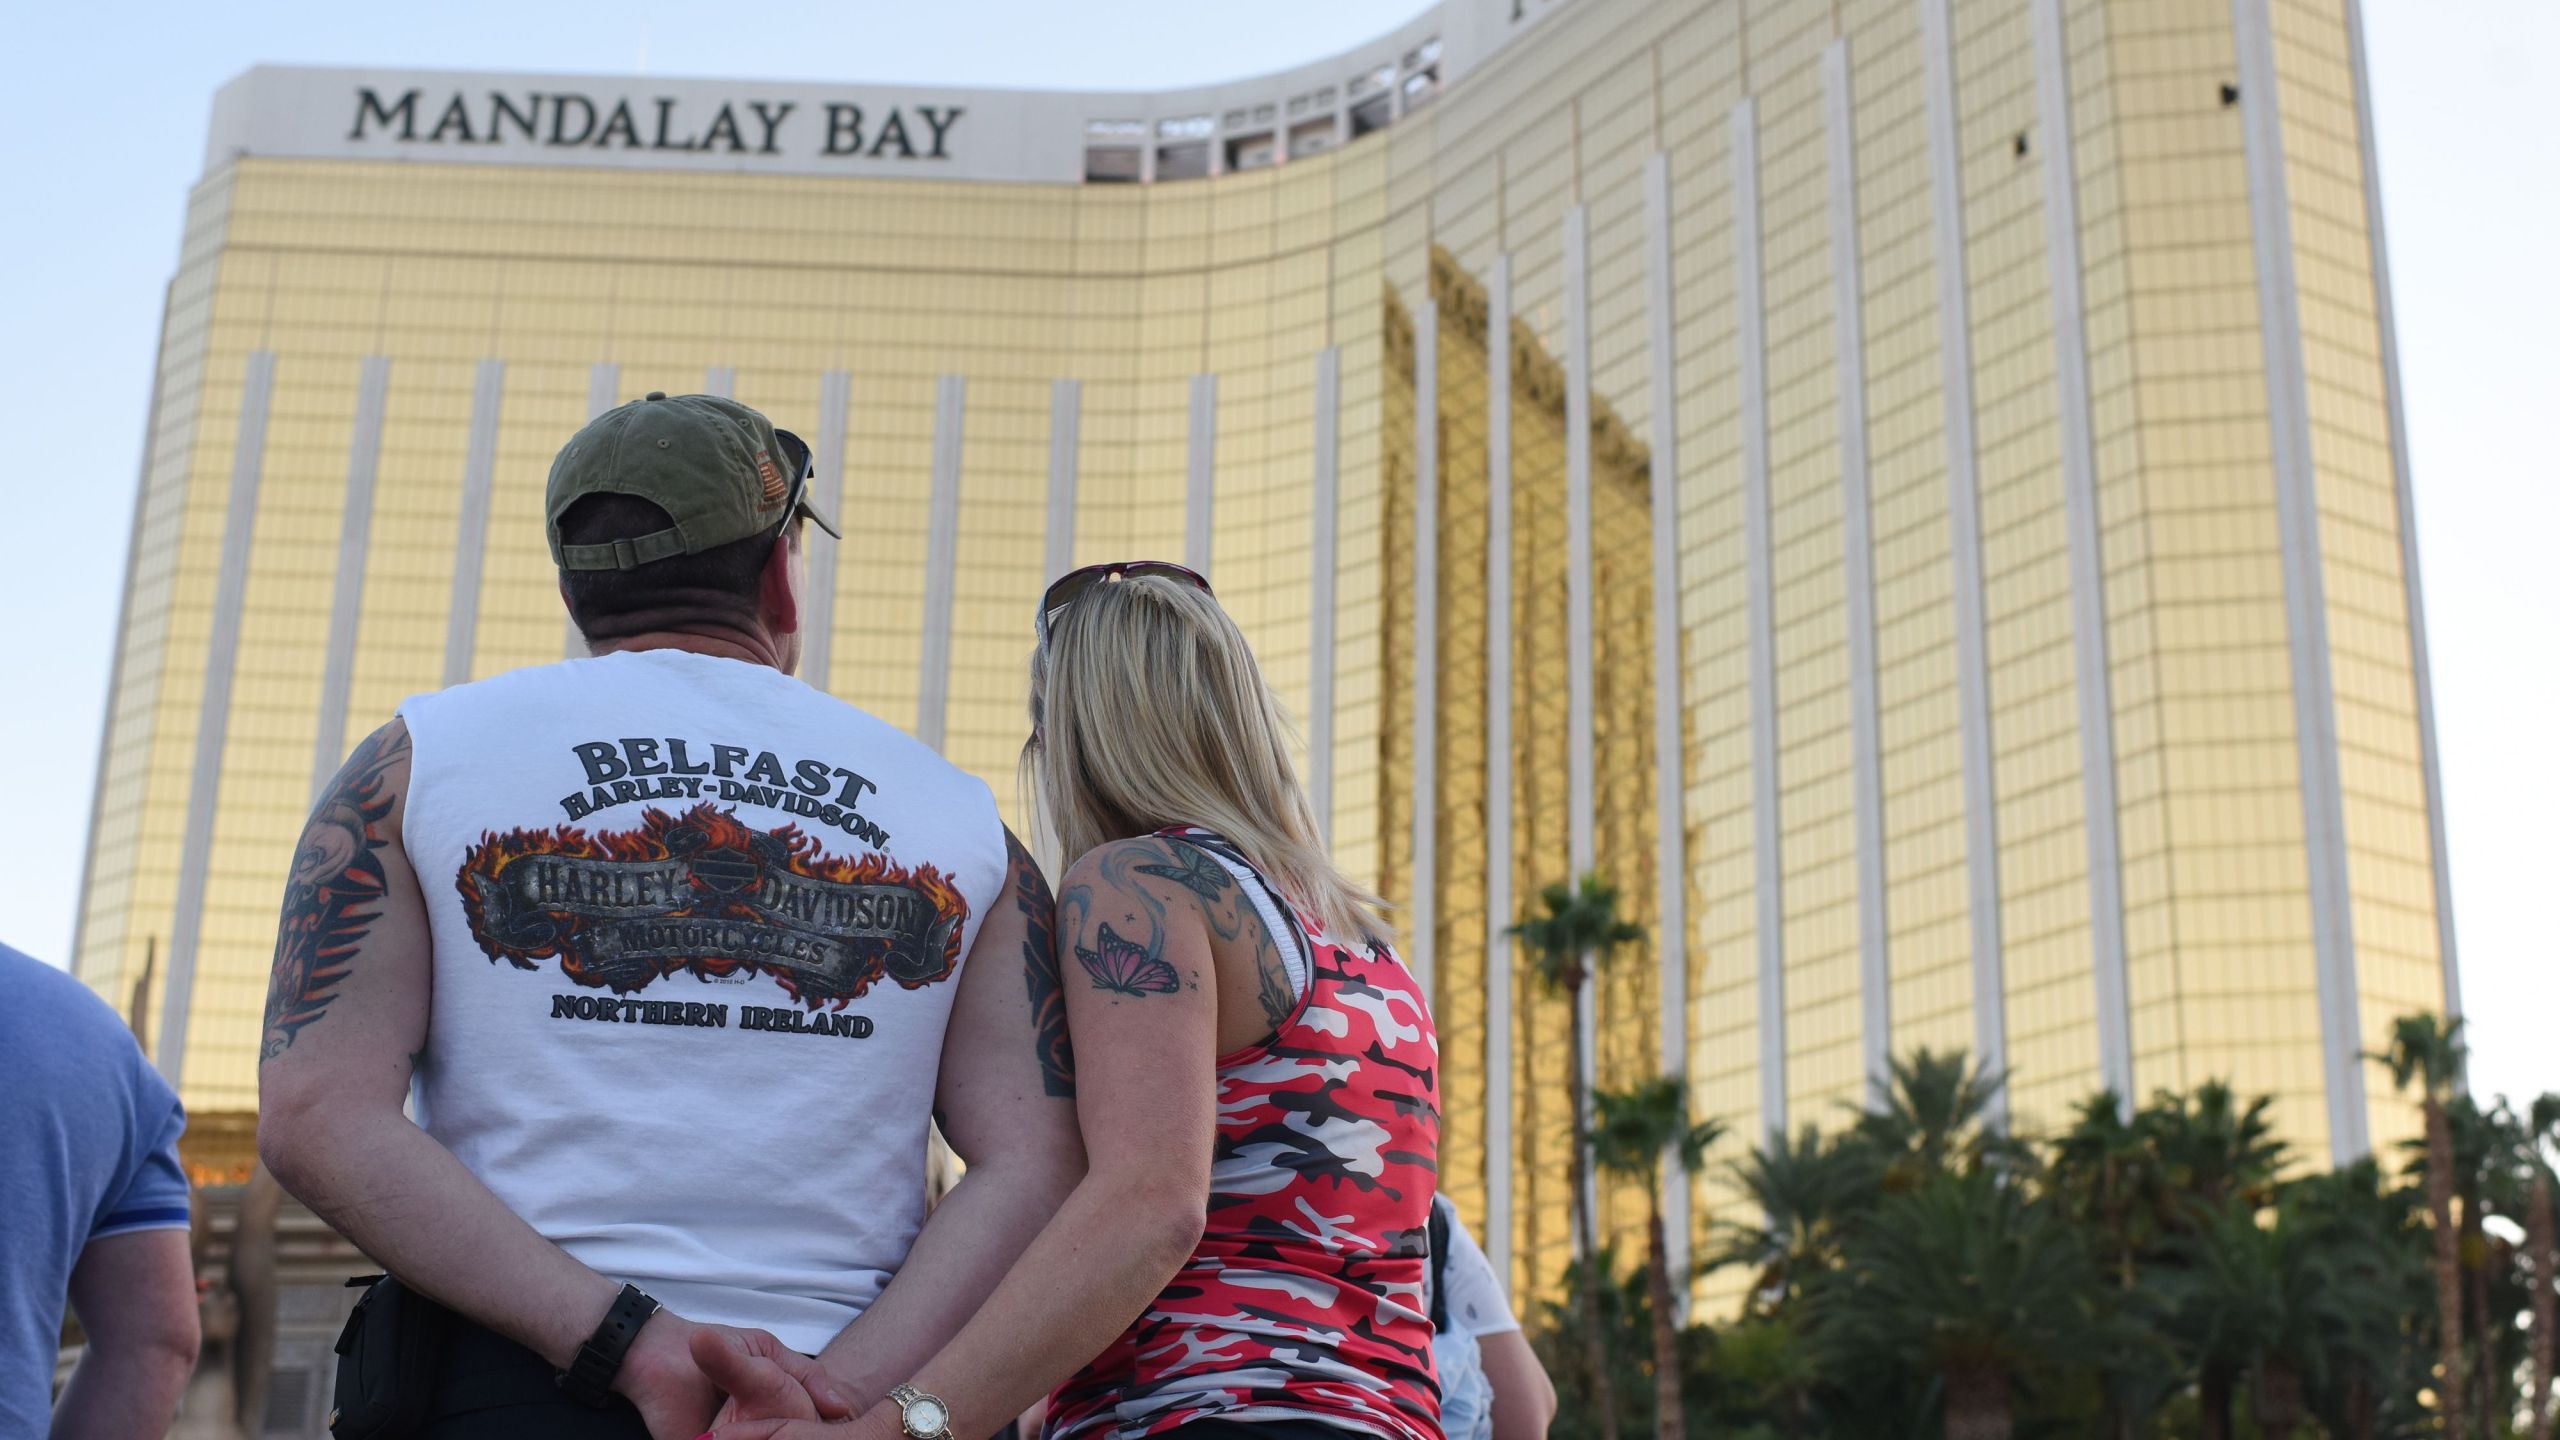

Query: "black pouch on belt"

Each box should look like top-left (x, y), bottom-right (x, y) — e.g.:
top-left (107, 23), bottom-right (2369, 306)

top-left (330, 1274), bottom-right (451, 1440)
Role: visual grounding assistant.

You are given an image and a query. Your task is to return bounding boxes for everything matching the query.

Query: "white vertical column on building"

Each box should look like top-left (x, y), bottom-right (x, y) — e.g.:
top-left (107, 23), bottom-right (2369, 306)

top-left (157, 349), bottom-right (276, 1085)
top-left (1309, 348), bottom-right (1343, 843)
top-left (566, 363), bottom-right (622, 659)
top-left (1640, 150), bottom-right (1693, 1308)
top-left (2032, 0), bottom-right (2136, 1110)
top-left (1482, 253), bottom-right (1518, 1295)
top-left (801, 370), bottom-right (851, 690)
top-left (1824, 40), bottom-right (1894, 1111)
top-left (312, 356), bottom-right (391, 791)
top-left (917, 375), bottom-right (966, 753)
top-left (442, 358), bottom-right (505, 689)
top-left (2232, 0), bottom-right (2369, 1162)
top-left (2340, 0), bottom-right (2461, 1042)
top-left (1734, 100), bottom-right (1787, 1144)
top-left (1920, 0), bottom-right (2010, 1129)
top-left (586, 364), bottom-right (620, 420)
top-left (1185, 374), bottom-right (1218, 576)
top-left (1560, 203), bottom-right (1602, 1250)
top-left (1046, 379), bottom-right (1083, 582)
top-left (703, 364), bottom-right (736, 399)
top-left (1410, 304), bottom-right (1441, 997)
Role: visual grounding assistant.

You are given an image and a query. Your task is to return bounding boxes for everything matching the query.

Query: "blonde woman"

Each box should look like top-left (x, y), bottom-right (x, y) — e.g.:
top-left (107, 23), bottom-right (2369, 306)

top-left (706, 561), bottom-right (1443, 1440)
top-left (1025, 561), bottom-right (1443, 1440)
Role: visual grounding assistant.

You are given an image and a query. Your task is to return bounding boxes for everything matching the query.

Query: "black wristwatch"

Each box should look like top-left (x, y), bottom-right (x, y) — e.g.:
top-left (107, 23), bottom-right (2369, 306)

top-left (557, 1284), bottom-right (660, 1408)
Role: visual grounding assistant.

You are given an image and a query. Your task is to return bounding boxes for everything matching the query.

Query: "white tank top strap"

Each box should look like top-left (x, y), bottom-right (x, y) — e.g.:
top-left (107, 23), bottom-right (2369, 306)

top-left (1161, 828), bottom-right (1310, 1001)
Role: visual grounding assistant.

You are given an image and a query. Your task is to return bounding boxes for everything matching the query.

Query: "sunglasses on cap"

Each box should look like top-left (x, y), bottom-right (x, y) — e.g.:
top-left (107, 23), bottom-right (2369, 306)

top-left (772, 427), bottom-right (818, 526)
top-left (1036, 561), bottom-right (1212, 646)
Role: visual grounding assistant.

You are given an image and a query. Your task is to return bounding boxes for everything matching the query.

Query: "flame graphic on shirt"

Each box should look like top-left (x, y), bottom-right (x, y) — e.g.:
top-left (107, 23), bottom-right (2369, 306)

top-left (456, 803), bottom-right (967, 1005)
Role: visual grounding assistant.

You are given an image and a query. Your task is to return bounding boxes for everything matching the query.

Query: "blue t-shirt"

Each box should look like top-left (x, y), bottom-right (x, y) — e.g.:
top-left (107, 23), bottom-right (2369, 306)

top-left (0, 943), bottom-right (191, 1431)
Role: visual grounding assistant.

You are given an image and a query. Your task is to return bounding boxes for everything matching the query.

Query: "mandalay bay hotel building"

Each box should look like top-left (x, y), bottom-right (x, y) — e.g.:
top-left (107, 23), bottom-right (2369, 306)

top-left (78, 0), bottom-right (2456, 1311)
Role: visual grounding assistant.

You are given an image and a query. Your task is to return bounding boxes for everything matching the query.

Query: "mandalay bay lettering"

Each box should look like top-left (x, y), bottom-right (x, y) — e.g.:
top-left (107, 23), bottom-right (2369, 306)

top-left (348, 87), bottom-right (964, 162)
top-left (561, 737), bottom-right (888, 847)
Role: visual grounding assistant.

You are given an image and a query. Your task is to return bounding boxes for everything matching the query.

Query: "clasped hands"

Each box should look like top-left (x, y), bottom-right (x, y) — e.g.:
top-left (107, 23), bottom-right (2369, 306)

top-left (616, 1309), bottom-right (907, 1440)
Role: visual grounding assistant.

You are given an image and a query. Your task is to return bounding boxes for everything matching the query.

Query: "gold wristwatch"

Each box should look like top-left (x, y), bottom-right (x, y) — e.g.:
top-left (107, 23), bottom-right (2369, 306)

top-left (888, 1384), bottom-right (954, 1440)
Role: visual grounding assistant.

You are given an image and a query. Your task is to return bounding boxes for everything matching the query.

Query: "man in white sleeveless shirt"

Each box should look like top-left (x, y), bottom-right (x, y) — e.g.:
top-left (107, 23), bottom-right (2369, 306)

top-left (259, 393), bottom-right (1083, 1439)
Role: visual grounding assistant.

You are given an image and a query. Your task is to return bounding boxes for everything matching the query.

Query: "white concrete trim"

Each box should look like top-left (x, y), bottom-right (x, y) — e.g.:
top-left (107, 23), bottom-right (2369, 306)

top-left (1734, 98), bottom-right (1786, 1144)
top-left (702, 364), bottom-right (736, 399)
top-left (2033, 0), bottom-right (2136, 1111)
top-left (1412, 305), bottom-right (1440, 997)
top-left (1483, 252), bottom-right (1516, 1296)
top-left (1640, 149), bottom-right (1691, 1313)
top-left (1046, 378), bottom-right (1082, 583)
top-left (1825, 41), bottom-right (1894, 1113)
top-left (2233, 0), bottom-right (2369, 1163)
top-left (918, 374), bottom-right (966, 752)
top-left (1562, 202), bottom-right (1600, 1248)
top-left (2342, 0), bottom-right (2461, 1039)
top-left (313, 355), bottom-right (390, 796)
top-left (158, 348), bottom-right (276, 1085)
top-left (1921, 0), bottom-right (2009, 1128)
top-left (801, 370), bottom-right (850, 690)
top-left (1186, 373), bottom-right (1217, 576)
top-left (1310, 347), bottom-right (1342, 843)
top-left (441, 358), bottom-right (504, 688)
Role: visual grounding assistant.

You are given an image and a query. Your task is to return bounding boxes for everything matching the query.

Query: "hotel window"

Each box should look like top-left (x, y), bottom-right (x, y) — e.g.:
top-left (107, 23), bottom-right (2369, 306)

top-left (1083, 119), bottom-right (1144, 183)
top-left (1402, 39), bottom-right (1443, 109)
top-left (1155, 114), bottom-right (1212, 180)
top-left (1227, 131), bottom-right (1278, 171)
top-left (1349, 64), bottom-right (1394, 137)
top-left (1288, 116), bottom-right (1338, 157)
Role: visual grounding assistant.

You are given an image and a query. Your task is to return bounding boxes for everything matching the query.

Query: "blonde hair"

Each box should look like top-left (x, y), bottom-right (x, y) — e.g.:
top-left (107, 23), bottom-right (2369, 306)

top-left (1025, 573), bottom-right (1389, 945)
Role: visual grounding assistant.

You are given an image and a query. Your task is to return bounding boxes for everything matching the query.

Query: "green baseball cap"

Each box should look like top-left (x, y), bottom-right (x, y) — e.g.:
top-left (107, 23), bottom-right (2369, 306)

top-left (547, 390), bottom-right (840, 571)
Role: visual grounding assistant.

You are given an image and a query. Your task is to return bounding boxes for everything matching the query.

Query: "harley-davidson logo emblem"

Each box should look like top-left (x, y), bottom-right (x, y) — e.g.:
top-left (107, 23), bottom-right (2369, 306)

top-left (457, 804), bottom-right (967, 1007)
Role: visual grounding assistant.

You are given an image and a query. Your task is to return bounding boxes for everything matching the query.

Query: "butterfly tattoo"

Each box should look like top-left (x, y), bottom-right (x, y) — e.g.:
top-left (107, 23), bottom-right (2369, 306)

top-left (1076, 923), bottom-right (1182, 997)
top-left (1133, 844), bottom-right (1231, 905)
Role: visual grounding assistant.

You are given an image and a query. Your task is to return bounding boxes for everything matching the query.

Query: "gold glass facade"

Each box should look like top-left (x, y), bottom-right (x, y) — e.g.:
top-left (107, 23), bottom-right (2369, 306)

top-left (79, 0), bottom-right (2451, 1311)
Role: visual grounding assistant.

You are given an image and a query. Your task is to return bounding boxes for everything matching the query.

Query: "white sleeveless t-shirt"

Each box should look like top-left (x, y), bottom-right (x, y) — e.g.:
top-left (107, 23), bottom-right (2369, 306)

top-left (397, 649), bottom-right (1005, 1352)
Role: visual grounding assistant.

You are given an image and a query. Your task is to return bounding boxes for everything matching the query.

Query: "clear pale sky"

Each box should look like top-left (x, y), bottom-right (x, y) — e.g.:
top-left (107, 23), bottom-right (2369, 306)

top-left (1, 1), bottom-right (2549, 1115)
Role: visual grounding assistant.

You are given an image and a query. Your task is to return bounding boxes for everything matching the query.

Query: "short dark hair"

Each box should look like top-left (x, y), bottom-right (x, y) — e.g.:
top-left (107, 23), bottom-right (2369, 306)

top-left (558, 493), bottom-right (787, 642)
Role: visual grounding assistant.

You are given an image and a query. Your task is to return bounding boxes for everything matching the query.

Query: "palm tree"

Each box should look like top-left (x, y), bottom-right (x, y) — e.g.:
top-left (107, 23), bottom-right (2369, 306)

top-left (2381, 1013), bottom-right (2468, 1439)
top-left (2049, 1092), bottom-right (2170, 1439)
top-left (1711, 1123), bottom-right (1882, 1312)
top-left (231, 1162), bottom-right (285, 1435)
top-left (2525, 1092), bottom-right (2559, 1440)
top-left (1511, 872), bottom-right (1644, 1440)
top-left (1810, 1169), bottom-right (2113, 1440)
top-left (2134, 1078), bottom-right (2291, 1431)
top-left (2291, 1160), bottom-right (2432, 1440)
top-left (1592, 1075), bottom-right (1724, 1440)
top-left (1852, 1047), bottom-right (2022, 1186)
top-left (2442, 1095), bottom-right (2527, 1432)
top-left (2142, 1080), bottom-right (2287, 1216)
top-left (2050, 1092), bottom-right (2160, 1287)
top-left (2156, 1190), bottom-right (2400, 1440)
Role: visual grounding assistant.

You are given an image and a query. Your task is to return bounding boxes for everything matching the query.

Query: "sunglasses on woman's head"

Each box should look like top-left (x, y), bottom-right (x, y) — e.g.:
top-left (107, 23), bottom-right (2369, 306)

top-left (1036, 561), bottom-right (1212, 646)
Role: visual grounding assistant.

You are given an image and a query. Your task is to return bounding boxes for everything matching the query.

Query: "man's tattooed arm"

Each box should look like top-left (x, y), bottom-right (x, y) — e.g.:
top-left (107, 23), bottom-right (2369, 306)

top-left (1007, 829), bottom-right (1075, 1098)
top-left (261, 722), bottom-right (409, 1059)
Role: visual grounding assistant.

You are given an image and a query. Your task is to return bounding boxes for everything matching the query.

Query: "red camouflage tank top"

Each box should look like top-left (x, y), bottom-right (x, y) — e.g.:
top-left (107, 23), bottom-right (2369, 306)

top-left (1046, 829), bottom-right (1443, 1440)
